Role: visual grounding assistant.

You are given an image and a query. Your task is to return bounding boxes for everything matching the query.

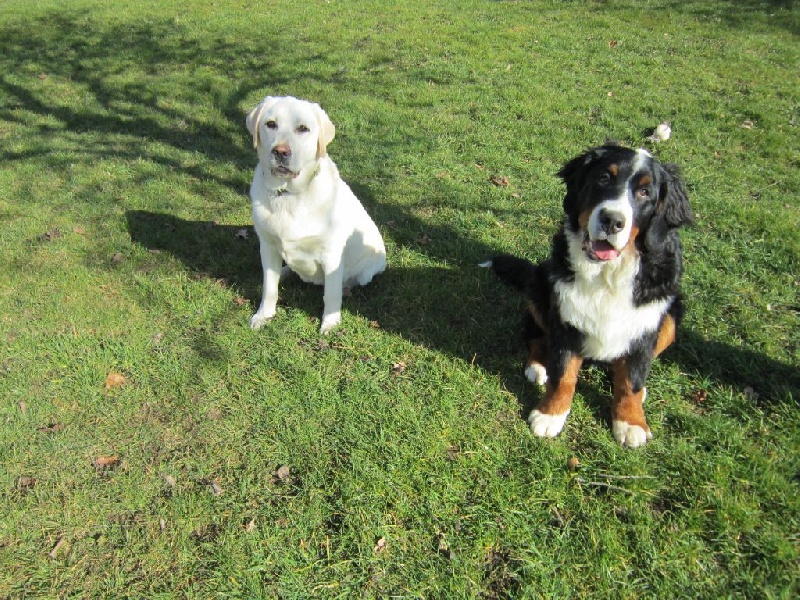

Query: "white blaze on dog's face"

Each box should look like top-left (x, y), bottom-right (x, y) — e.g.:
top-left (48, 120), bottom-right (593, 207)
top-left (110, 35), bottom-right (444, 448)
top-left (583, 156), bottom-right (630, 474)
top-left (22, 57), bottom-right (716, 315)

top-left (562, 147), bottom-right (659, 263)
top-left (584, 150), bottom-right (651, 260)
top-left (246, 96), bottom-right (336, 180)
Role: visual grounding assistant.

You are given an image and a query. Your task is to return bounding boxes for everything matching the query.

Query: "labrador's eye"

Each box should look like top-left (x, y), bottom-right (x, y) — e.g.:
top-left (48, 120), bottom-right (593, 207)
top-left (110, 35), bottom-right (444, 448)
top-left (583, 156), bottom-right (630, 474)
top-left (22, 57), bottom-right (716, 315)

top-left (265, 120), bottom-right (277, 129)
top-left (296, 124), bottom-right (310, 133)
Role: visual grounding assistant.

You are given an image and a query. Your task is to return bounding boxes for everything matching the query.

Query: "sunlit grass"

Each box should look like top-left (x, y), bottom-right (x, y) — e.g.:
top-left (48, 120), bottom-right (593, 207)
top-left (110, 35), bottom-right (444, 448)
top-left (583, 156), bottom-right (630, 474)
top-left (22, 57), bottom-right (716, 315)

top-left (0, 0), bottom-right (798, 597)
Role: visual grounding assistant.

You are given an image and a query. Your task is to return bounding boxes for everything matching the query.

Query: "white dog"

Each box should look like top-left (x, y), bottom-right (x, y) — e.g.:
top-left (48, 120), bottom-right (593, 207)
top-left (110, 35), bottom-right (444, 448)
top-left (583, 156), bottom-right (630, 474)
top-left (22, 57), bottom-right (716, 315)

top-left (246, 95), bottom-right (386, 334)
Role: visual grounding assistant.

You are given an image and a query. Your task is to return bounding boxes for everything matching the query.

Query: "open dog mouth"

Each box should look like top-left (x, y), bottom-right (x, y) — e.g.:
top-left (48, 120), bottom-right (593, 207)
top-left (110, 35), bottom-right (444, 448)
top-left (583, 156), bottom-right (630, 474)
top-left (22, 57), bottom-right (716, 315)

top-left (271, 165), bottom-right (298, 178)
top-left (583, 235), bottom-right (621, 261)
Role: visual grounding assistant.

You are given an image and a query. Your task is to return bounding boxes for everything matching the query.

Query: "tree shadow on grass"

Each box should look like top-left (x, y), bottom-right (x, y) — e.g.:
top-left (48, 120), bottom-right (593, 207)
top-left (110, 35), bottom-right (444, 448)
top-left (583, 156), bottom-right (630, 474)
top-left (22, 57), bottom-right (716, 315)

top-left (604, 0), bottom-right (798, 35)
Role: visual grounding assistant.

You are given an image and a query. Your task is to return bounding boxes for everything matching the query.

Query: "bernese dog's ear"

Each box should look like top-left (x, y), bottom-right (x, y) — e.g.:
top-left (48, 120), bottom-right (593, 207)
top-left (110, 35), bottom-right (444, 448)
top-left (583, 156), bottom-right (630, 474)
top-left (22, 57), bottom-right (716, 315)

top-left (558, 147), bottom-right (607, 213)
top-left (659, 163), bottom-right (694, 228)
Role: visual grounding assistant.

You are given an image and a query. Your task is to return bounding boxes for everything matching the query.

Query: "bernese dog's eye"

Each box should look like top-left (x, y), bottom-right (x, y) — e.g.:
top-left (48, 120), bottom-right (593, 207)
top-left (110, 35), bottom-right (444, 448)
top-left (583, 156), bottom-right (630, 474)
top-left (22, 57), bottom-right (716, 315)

top-left (636, 187), bottom-right (650, 199)
top-left (265, 120), bottom-right (277, 129)
top-left (296, 124), bottom-right (310, 133)
top-left (597, 173), bottom-right (611, 186)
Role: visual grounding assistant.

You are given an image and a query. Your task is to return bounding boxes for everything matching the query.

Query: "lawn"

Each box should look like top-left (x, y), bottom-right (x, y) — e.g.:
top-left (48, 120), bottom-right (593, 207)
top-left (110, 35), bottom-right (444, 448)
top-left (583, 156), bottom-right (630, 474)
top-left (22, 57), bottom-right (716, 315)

top-left (0, 0), bottom-right (798, 597)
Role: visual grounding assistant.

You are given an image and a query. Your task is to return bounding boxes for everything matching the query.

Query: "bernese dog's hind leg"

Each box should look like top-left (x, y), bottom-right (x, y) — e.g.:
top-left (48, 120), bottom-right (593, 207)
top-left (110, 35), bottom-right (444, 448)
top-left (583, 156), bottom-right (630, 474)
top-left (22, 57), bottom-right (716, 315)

top-left (528, 354), bottom-right (583, 438)
top-left (611, 357), bottom-right (653, 448)
top-left (525, 338), bottom-right (548, 386)
top-left (523, 304), bottom-right (548, 386)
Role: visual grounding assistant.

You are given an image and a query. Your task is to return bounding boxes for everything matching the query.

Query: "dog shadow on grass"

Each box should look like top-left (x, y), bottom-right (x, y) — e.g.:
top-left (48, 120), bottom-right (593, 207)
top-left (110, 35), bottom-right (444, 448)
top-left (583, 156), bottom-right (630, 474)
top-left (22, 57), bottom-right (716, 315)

top-left (125, 205), bottom-right (540, 409)
top-left (126, 176), bottom-right (800, 417)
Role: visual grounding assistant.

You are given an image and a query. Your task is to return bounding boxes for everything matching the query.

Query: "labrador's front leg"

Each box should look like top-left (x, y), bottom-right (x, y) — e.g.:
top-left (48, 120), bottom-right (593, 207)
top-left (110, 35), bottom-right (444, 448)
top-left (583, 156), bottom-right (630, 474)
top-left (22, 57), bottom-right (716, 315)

top-left (320, 254), bottom-right (345, 334)
top-left (250, 239), bottom-right (283, 330)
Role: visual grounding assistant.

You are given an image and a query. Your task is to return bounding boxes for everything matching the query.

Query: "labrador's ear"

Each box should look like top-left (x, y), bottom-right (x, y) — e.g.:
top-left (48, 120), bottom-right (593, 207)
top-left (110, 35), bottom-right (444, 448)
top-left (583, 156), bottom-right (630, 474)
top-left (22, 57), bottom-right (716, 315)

top-left (312, 103), bottom-right (336, 158)
top-left (246, 96), bottom-right (281, 149)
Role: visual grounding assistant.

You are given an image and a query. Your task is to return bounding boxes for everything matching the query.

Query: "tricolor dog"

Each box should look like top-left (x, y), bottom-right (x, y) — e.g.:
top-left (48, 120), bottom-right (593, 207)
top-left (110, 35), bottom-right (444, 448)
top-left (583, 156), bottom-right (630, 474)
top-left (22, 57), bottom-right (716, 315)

top-left (482, 144), bottom-right (693, 447)
top-left (246, 95), bottom-right (386, 334)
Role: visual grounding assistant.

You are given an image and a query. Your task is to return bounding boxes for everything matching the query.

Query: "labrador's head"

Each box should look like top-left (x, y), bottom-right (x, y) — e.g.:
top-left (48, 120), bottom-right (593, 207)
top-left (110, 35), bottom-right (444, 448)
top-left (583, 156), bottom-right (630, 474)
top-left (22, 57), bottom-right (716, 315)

top-left (246, 95), bottom-right (336, 180)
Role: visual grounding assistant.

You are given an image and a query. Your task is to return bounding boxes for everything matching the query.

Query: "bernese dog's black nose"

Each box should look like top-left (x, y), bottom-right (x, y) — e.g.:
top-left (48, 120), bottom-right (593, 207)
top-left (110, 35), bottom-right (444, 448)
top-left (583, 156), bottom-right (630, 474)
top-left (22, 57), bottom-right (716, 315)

top-left (599, 209), bottom-right (626, 235)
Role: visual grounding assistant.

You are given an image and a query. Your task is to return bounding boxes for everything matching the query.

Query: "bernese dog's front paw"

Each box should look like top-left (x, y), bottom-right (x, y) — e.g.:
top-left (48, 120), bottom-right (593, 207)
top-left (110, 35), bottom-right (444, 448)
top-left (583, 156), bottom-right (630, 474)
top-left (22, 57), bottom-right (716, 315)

top-left (528, 409), bottom-right (569, 438)
top-left (524, 363), bottom-right (548, 386)
top-left (612, 420), bottom-right (653, 448)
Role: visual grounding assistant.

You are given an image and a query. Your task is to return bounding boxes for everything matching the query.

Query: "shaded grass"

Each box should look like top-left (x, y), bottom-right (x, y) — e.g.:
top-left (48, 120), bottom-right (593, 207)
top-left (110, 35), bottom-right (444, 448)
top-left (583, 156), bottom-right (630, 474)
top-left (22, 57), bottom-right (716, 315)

top-left (1, 0), bottom-right (798, 597)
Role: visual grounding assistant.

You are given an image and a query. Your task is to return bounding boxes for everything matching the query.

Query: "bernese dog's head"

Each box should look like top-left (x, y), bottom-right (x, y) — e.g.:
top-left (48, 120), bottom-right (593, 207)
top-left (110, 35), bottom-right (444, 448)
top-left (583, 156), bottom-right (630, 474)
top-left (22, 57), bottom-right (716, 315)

top-left (557, 144), bottom-right (693, 264)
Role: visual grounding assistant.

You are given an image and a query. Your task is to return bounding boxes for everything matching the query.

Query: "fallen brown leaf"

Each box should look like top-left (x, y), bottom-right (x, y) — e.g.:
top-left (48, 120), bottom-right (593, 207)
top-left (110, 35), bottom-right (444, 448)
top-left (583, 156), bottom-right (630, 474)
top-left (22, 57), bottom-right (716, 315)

top-left (415, 234), bottom-right (431, 245)
top-left (38, 423), bottom-right (65, 434)
top-left (73, 226), bottom-right (86, 236)
top-left (272, 465), bottom-right (291, 483)
top-left (18, 401), bottom-right (27, 414)
top-left (93, 455), bottom-right (120, 471)
top-left (608, 40), bottom-right (618, 48)
top-left (38, 228), bottom-right (62, 242)
top-left (233, 295), bottom-right (247, 306)
top-left (245, 518), bottom-right (257, 533)
top-left (209, 480), bottom-right (223, 496)
top-left (48, 537), bottom-right (66, 559)
top-left (391, 361), bottom-right (407, 376)
top-left (112, 252), bottom-right (125, 264)
top-left (490, 175), bottom-right (509, 187)
top-left (374, 537), bottom-right (387, 553)
top-left (446, 445), bottom-right (460, 462)
top-left (16, 476), bottom-right (37, 491)
top-left (104, 371), bottom-right (127, 390)
top-left (436, 532), bottom-right (453, 559)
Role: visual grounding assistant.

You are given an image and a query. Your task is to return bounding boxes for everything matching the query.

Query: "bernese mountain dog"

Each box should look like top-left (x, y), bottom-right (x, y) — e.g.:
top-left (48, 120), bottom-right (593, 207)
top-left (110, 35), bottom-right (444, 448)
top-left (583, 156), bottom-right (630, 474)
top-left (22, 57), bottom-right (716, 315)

top-left (482, 144), bottom-right (693, 447)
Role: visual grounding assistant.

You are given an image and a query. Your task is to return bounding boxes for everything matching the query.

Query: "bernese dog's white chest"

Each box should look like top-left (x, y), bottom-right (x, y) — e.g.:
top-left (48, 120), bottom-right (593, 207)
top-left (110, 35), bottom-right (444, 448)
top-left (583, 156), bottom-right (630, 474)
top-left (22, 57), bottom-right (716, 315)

top-left (554, 255), bottom-right (670, 361)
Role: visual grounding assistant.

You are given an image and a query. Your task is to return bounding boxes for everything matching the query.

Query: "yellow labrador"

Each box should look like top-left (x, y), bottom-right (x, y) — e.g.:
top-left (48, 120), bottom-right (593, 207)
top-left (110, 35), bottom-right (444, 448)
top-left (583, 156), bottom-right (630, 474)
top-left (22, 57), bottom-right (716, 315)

top-left (246, 96), bottom-right (386, 334)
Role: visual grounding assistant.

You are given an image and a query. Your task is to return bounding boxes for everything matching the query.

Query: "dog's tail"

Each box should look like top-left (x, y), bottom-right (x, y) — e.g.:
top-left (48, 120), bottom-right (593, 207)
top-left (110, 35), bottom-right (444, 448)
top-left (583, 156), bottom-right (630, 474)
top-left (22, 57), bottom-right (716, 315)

top-left (479, 254), bottom-right (539, 294)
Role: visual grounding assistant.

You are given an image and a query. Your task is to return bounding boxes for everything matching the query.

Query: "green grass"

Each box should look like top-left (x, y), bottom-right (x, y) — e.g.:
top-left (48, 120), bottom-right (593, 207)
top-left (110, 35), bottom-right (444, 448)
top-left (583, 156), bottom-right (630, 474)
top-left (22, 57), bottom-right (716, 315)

top-left (1, 0), bottom-right (798, 597)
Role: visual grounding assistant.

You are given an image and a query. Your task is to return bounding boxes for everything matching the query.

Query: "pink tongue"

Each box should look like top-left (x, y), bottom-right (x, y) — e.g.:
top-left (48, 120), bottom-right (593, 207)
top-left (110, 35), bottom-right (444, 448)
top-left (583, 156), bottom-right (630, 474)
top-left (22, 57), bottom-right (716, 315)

top-left (592, 240), bottom-right (620, 261)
